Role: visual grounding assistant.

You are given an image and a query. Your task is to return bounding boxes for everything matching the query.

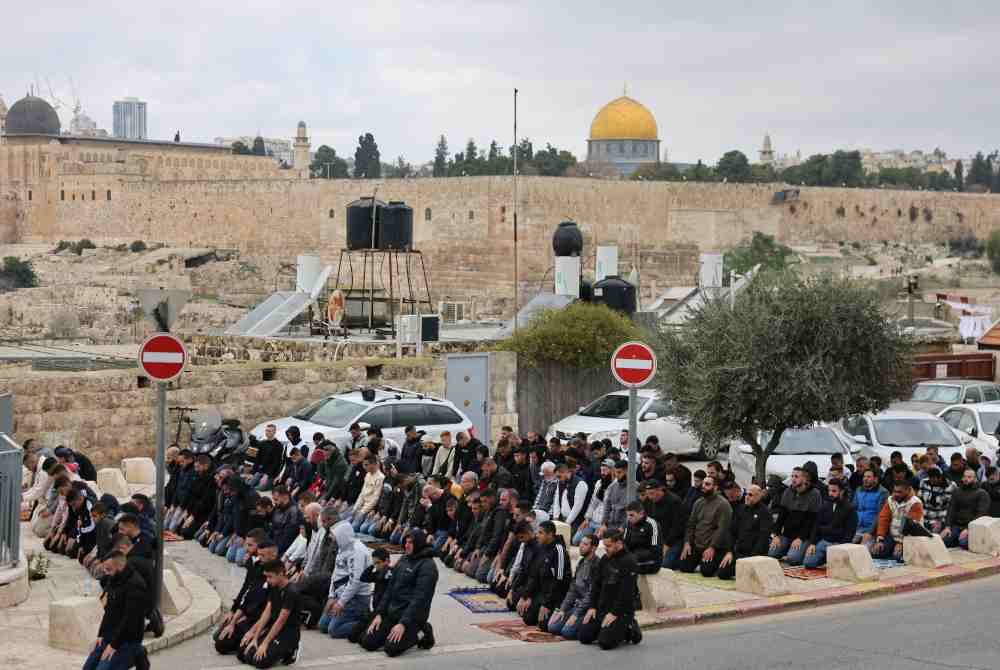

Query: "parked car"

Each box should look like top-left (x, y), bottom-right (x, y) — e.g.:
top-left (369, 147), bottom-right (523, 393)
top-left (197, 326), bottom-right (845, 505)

top-left (891, 379), bottom-right (1000, 414)
top-left (840, 410), bottom-right (996, 465)
top-left (250, 387), bottom-right (474, 451)
top-left (545, 390), bottom-right (723, 459)
top-left (937, 403), bottom-right (1000, 450)
top-left (729, 425), bottom-right (864, 487)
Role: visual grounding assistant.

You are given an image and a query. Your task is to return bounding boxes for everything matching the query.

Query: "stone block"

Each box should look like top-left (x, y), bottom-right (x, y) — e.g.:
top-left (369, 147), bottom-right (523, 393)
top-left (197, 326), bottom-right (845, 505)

top-left (122, 457), bottom-right (155, 485)
top-left (637, 570), bottom-right (686, 610)
top-left (83, 480), bottom-right (102, 498)
top-left (160, 567), bottom-right (192, 616)
top-left (735, 556), bottom-right (789, 596)
top-left (0, 554), bottom-right (29, 609)
top-left (903, 535), bottom-right (953, 568)
top-left (552, 520), bottom-right (572, 548)
top-left (49, 596), bottom-right (104, 653)
top-left (96, 467), bottom-right (130, 499)
top-left (969, 517), bottom-right (1000, 555)
top-left (826, 543), bottom-right (879, 582)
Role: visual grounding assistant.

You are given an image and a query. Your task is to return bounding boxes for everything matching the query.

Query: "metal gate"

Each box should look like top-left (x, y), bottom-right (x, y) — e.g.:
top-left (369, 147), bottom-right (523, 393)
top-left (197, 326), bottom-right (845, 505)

top-left (0, 433), bottom-right (22, 567)
top-left (446, 353), bottom-right (490, 444)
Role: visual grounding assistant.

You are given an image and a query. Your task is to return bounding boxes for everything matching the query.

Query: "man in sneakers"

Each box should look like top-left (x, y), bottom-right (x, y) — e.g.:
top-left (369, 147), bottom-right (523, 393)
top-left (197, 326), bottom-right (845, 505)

top-left (768, 467), bottom-right (822, 566)
top-left (237, 559), bottom-right (303, 668)
top-left (577, 529), bottom-right (641, 650)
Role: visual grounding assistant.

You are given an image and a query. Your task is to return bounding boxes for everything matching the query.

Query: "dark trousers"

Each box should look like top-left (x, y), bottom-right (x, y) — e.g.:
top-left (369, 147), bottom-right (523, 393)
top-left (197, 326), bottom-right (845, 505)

top-left (292, 573), bottom-right (330, 627)
top-left (236, 626), bottom-right (300, 668)
top-left (82, 641), bottom-right (143, 670)
top-left (359, 613), bottom-right (420, 657)
top-left (577, 612), bottom-right (632, 650)
top-left (677, 546), bottom-right (724, 577)
top-left (213, 618), bottom-right (254, 655)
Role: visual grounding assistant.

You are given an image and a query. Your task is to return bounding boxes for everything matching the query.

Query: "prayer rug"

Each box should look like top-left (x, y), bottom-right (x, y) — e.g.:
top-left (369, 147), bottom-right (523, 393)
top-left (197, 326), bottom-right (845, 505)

top-left (448, 587), bottom-right (511, 614)
top-left (474, 618), bottom-right (565, 643)
top-left (782, 566), bottom-right (828, 580)
top-left (364, 541), bottom-right (405, 555)
top-left (674, 570), bottom-right (741, 591)
top-left (162, 530), bottom-right (185, 542)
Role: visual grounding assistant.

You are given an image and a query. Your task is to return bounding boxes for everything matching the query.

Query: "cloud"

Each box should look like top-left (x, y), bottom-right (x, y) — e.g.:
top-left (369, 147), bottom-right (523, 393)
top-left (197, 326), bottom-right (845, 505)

top-left (3, 0), bottom-right (1000, 165)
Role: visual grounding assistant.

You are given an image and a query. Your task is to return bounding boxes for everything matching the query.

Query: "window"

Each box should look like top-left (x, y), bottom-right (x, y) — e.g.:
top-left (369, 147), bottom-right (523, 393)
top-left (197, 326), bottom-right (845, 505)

top-left (426, 406), bottom-right (463, 425)
top-left (424, 207), bottom-right (432, 222)
top-left (71, 193), bottom-right (76, 201)
top-left (60, 190), bottom-right (65, 201)
top-left (940, 410), bottom-right (963, 428)
top-left (360, 406), bottom-right (394, 429)
top-left (468, 210), bottom-right (474, 221)
top-left (957, 412), bottom-right (977, 434)
top-left (91, 190), bottom-right (96, 201)
top-left (618, 142), bottom-right (624, 154)
top-left (293, 397), bottom-right (365, 428)
top-left (985, 386), bottom-right (1000, 402)
top-left (107, 190), bottom-right (112, 201)
top-left (392, 404), bottom-right (429, 428)
top-left (329, 209), bottom-right (335, 219)
top-left (27, 191), bottom-right (31, 202)
top-left (643, 399), bottom-right (672, 419)
top-left (841, 416), bottom-right (871, 441)
top-left (964, 387), bottom-right (983, 403)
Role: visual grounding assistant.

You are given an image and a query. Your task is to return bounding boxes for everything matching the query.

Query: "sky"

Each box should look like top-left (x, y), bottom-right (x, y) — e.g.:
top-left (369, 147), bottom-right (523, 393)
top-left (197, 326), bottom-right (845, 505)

top-left (4, 1), bottom-right (1000, 165)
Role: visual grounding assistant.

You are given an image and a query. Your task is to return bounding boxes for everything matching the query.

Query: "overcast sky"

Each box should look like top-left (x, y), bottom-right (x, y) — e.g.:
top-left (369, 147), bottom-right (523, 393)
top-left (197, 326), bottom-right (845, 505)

top-left (4, 1), bottom-right (999, 165)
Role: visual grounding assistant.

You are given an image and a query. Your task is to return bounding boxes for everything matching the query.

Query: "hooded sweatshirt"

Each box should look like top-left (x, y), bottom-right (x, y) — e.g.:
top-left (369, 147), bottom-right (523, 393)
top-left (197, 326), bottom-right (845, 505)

top-left (328, 522), bottom-right (373, 606)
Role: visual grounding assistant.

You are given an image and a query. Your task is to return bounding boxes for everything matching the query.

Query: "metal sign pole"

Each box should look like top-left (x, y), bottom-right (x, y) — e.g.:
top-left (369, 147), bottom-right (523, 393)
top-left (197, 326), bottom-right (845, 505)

top-left (154, 381), bottom-right (167, 608)
top-left (626, 386), bottom-right (638, 503)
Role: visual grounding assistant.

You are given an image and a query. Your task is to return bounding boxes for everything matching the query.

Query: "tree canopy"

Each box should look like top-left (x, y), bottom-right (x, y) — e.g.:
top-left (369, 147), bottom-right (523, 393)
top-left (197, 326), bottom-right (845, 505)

top-left (724, 231), bottom-right (796, 277)
top-left (781, 151), bottom-right (865, 187)
top-left (310, 145), bottom-right (349, 179)
top-left (716, 150), bottom-right (752, 183)
top-left (231, 140), bottom-right (252, 155)
top-left (653, 272), bottom-right (913, 483)
top-left (354, 133), bottom-right (381, 178)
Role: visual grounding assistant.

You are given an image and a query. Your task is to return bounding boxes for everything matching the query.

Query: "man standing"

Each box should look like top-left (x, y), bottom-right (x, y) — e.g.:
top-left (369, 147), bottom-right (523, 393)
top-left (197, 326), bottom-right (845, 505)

top-left (360, 530), bottom-right (439, 657)
top-left (237, 560), bottom-right (303, 668)
top-left (623, 501), bottom-right (661, 574)
top-left (548, 534), bottom-right (598, 639)
top-left (84, 551), bottom-right (152, 670)
top-left (678, 476), bottom-right (732, 577)
top-left (577, 529), bottom-right (641, 650)
top-left (399, 426), bottom-right (424, 475)
top-left (768, 467), bottom-right (822, 566)
top-left (803, 479), bottom-right (857, 568)
top-left (716, 484), bottom-right (772, 580)
top-left (941, 469), bottom-right (990, 549)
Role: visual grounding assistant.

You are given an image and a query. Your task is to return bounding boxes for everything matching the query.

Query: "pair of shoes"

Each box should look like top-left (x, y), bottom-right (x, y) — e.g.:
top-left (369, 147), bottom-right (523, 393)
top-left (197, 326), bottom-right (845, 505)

top-left (147, 609), bottom-right (165, 638)
top-left (134, 647), bottom-right (151, 670)
top-left (627, 620), bottom-right (642, 645)
top-left (417, 622), bottom-right (435, 650)
top-left (282, 643), bottom-right (300, 665)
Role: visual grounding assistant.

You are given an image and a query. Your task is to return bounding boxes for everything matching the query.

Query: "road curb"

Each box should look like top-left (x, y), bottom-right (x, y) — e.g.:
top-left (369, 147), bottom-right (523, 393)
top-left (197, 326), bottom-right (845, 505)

top-left (145, 562), bottom-right (224, 654)
top-left (640, 555), bottom-right (1000, 630)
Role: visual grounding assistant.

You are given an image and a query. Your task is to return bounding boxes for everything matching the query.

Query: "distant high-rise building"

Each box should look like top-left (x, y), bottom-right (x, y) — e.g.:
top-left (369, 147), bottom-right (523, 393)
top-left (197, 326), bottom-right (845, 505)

top-left (113, 97), bottom-right (147, 140)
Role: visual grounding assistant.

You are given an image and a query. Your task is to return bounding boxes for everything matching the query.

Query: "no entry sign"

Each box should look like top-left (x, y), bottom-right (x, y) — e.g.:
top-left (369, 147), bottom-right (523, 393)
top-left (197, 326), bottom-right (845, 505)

top-left (611, 341), bottom-right (657, 388)
top-left (139, 333), bottom-right (187, 382)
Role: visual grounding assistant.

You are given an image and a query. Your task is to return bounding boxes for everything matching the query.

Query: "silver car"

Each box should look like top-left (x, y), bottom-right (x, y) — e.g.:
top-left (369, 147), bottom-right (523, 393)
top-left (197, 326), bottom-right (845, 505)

top-left (729, 425), bottom-right (862, 487)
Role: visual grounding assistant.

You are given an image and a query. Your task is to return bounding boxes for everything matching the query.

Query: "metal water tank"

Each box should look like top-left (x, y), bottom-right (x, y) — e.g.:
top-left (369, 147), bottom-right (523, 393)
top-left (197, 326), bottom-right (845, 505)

top-left (380, 201), bottom-right (414, 250)
top-left (592, 275), bottom-right (636, 314)
top-left (552, 220), bottom-right (583, 257)
top-left (346, 197), bottom-right (386, 250)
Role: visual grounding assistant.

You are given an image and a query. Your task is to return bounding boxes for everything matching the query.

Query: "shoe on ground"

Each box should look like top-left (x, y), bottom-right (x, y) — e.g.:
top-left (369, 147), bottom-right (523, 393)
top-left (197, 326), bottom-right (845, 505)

top-left (628, 620), bottom-right (642, 645)
top-left (147, 609), bottom-right (165, 638)
top-left (417, 622), bottom-right (435, 650)
top-left (134, 647), bottom-right (151, 670)
top-left (283, 643), bottom-right (300, 665)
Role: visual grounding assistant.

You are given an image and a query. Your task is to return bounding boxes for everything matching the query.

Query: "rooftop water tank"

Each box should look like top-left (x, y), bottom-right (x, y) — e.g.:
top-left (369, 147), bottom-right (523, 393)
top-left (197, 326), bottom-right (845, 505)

top-left (592, 275), bottom-right (636, 315)
top-left (380, 201), bottom-right (414, 250)
top-left (346, 197), bottom-right (386, 250)
top-left (552, 220), bottom-right (583, 257)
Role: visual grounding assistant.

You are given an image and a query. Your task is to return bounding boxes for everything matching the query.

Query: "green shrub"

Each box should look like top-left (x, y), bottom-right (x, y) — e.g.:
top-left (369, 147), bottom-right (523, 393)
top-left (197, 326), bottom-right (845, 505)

top-left (496, 302), bottom-right (644, 368)
top-left (0, 257), bottom-right (38, 291)
top-left (129, 240), bottom-right (147, 253)
top-left (987, 231), bottom-right (1000, 274)
top-left (76, 239), bottom-right (96, 253)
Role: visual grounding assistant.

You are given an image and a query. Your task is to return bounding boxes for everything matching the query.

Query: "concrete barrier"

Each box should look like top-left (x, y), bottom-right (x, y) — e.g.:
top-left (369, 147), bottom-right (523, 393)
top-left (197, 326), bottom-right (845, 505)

top-left (122, 457), bottom-right (156, 485)
top-left (903, 535), bottom-right (953, 568)
top-left (96, 468), bottom-right (130, 499)
top-left (826, 543), bottom-right (879, 582)
top-left (49, 596), bottom-right (104, 653)
top-left (968, 517), bottom-right (1000, 556)
top-left (637, 570), bottom-right (685, 610)
top-left (735, 556), bottom-right (789, 596)
top-left (0, 552), bottom-right (30, 609)
top-left (83, 480), bottom-right (102, 498)
top-left (160, 567), bottom-right (192, 616)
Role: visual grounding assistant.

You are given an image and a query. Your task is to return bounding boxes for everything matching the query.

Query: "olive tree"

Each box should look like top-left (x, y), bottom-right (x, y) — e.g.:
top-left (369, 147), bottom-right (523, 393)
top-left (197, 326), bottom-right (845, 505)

top-left (653, 272), bottom-right (913, 485)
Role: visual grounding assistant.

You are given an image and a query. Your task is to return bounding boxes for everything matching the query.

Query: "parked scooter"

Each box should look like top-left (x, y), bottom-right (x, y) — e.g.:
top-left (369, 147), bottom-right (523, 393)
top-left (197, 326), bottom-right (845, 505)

top-left (188, 407), bottom-right (248, 466)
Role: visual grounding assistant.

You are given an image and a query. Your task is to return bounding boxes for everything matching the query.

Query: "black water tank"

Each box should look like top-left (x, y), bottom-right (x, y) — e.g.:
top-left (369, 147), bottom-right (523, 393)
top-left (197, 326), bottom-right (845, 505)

top-left (346, 197), bottom-right (386, 250)
top-left (552, 220), bottom-right (583, 257)
top-left (579, 278), bottom-right (593, 302)
top-left (593, 275), bottom-right (636, 314)
top-left (380, 201), bottom-right (414, 250)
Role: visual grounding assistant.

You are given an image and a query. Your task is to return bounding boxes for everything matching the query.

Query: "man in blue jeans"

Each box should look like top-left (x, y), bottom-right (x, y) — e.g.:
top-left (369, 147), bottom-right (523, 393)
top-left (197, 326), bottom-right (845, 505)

top-left (83, 551), bottom-right (151, 670)
top-left (318, 522), bottom-right (373, 638)
top-left (768, 467), bottom-right (822, 566)
top-left (803, 479), bottom-right (857, 569)
top-left (547, 534), bottom-right (597, 639)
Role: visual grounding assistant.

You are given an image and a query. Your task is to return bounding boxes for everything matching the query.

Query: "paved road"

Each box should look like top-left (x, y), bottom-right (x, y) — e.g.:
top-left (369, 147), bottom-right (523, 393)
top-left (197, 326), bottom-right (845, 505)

top-left (157, 562), bottom-right (1000, 670)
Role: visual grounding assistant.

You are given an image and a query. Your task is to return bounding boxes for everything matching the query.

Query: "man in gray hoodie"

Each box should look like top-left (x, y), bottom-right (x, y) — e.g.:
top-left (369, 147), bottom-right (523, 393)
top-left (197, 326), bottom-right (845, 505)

top-left (598, 460), bottom-right (629, 535)
top-left (318, 522), bottom-right (373, 639)
top-left (547, 533), bottom-right (597, 639)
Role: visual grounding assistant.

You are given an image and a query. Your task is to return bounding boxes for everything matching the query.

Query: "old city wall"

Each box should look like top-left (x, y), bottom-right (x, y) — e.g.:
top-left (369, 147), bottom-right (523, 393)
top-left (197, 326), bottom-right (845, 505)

top-left (8, 173), bottom-right (1000, 310)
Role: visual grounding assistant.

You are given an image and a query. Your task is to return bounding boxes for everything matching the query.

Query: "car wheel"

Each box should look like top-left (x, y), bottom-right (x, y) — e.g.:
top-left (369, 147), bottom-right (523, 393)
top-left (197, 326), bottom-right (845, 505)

top-left (699, 440), bottom-right (721, 460)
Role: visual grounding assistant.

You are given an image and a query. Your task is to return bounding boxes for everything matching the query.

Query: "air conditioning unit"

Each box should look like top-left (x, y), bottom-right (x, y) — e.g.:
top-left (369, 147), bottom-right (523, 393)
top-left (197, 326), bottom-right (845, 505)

top-left (397, 314), bottom-right (441, 343)
top-left (439, 301), bottom-right (467, 323)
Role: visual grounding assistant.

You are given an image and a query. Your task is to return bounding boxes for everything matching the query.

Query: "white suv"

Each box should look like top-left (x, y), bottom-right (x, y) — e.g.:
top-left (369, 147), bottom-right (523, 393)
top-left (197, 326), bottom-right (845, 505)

top-left (250, 386), bottom-right (475, 451)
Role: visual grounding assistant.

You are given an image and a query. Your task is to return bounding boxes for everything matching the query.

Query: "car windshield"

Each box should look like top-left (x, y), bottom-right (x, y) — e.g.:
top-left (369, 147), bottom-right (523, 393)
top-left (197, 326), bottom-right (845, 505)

top-left (980, 412), bottom-right (1000, 435)
top-left (760, 428), bottom-right (845, 455)
top-left (873, 418), bottom-right (961, 448)
top-left (579, 394), bottom-right (631, 419)
top-left (292, 398), bottom-right (366, 428)
top-left (911, 384), bottom-right (961, 403)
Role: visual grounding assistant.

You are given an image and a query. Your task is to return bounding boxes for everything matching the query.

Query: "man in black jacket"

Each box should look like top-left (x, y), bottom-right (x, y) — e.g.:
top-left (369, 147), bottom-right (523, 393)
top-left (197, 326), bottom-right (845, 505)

top-left (215, 534), bottom-right (277, 654)
top-left (803, 479), bottom-right (858, 568)
top-left (399, 426), bottom-right (424, 475)
top-left (360, 529), bottom-right (439, 657)
top-left (623, 501), bottom-right (661, 574)
top-left (716, 484), bottom-right (772, 580)
top-left (768, 467), bottom-right (822, 566)
top-left (639, 479), bottom-right (687, 569)
top-left (238, 559), bottom-right (303, 668)
top-left (516, 520), bottom-right (572, 630)
top-left (577, 529), bottom-right (642, 650)
top-left (85, 551), bottom-right (152, 670)
top-left (249, 424), bottom-right (284, 491)
top-left (179, 454), bottom-right (218, 539)
top-left (452, 432), bottom-right (481, 477)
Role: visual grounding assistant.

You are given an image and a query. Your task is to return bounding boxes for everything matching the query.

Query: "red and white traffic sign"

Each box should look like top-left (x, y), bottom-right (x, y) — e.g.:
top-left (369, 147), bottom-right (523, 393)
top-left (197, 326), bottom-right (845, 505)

top-left (611, 341), bottom-right (657, 388)
top-left (138, 333), bottom-right (187, 382)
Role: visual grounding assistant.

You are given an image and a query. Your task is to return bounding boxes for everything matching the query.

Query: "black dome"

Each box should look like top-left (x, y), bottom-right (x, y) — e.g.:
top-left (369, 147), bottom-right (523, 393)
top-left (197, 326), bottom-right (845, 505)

top-left (5, 95), bottom-right (61, 135)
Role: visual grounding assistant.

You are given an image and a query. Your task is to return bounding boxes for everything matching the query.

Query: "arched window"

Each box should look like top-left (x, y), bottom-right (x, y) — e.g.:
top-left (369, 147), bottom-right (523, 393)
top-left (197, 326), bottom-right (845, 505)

top-left (107, 190), bottom-right (112, 201)
top-left (468, 210), bottom-right (474, 221)
top-left (91, 190), bottom-right (96, 201)
top-left (60, 190), bottom-right (65, 201)
top-left (328, 209), bottom-right (335, 219)
top-left (425, 207), bottom-right (432, 222)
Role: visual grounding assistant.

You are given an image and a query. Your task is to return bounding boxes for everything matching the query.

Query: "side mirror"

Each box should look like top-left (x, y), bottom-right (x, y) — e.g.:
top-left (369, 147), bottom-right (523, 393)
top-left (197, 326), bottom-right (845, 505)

top-left (970, 427), bottom-right (979, 437)
top-left (642, 412), bottom-right (659, 421)
top-left (579, 406), bottom-right (586, 413)
top-left (960, 433), bottom-right (974, 444)
top-left (358, 422), bottom-right (371, 431)
top-left (852, 434), bottom-right (870, 445)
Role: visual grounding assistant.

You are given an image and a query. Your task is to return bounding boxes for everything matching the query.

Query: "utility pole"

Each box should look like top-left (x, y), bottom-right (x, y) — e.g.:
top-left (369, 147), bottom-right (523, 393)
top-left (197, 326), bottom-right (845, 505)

top-left (513, 88), bottom-right (519, 333)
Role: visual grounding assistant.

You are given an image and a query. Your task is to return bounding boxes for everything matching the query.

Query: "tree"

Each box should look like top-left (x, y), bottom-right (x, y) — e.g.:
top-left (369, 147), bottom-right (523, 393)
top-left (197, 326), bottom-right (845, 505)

top-left (955, 160), bottom-right (964, 192)
top-left (724, 231), bottom-right (795, 278)
top-left (716, 150), bottom-right (752, 183)
top-left (968, 152), bottom-right (990, 190)
top-left (354, 133), bottom-right (381, 178)
top-left (385, 156), bottom-right (413, 179)
top-left (309, 145), bottom-right (348, 179)
top-left (750, 163), bottom-right (778, 183)
top-left (690, 159), bottom-right (714, 182)
top-left (252, 136), bottom-right (267, 156)
top-left (631, 162), bottom-right (682, 181)
top-left (0, 256), bottom-right (38, 291)
top-left (231, 140), bottom-right (252, 155)
top-left (531, 143), bottom-right (578, 177)
top-left (652, 272), bottom-right (913, 484)
top-left (433, 136), bottom-right (449, 177)
top-left (987, 230), bottom-right (1000, 274)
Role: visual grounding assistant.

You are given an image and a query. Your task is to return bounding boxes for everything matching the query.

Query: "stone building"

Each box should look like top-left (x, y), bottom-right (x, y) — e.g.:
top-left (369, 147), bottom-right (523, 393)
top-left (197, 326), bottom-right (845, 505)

top-left (293, 121), bottom-right (310, 177)
top-left (585, 95), bottom-right (660, 176)
top-left (214, 134), bottom-right (293, 164)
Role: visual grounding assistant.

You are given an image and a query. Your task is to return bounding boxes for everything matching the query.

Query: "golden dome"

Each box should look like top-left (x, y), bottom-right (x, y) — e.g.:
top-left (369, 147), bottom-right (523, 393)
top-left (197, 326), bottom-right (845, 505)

top-left (589, 96), bottom-right (658, 141)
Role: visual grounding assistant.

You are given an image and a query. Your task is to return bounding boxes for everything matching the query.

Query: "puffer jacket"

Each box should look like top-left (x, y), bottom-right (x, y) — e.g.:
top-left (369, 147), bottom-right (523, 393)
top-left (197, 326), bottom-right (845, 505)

top-left (378, 545), bottom-right (439, 627)
top-left (853, 485), bottom-right (889, 534)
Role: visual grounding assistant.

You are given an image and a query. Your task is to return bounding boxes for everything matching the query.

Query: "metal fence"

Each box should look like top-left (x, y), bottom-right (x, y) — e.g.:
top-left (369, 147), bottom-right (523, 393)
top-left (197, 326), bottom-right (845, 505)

top-left (0, 433), bottom-right (22, 567)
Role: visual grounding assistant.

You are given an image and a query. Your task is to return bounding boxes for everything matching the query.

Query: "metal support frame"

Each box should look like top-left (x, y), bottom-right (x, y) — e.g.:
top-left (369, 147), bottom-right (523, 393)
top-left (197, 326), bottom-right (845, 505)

top-left (331, 248), bottom-right (434, 337)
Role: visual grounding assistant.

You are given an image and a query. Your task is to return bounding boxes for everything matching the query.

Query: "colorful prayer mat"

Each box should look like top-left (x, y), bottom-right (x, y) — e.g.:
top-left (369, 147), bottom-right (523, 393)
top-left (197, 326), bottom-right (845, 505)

top-left (448, 587), bottom-right (512, 614)
top-left (782, 565), bottom-right (828, 580)
top-left (474, 618), bottom-right (565, 643)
